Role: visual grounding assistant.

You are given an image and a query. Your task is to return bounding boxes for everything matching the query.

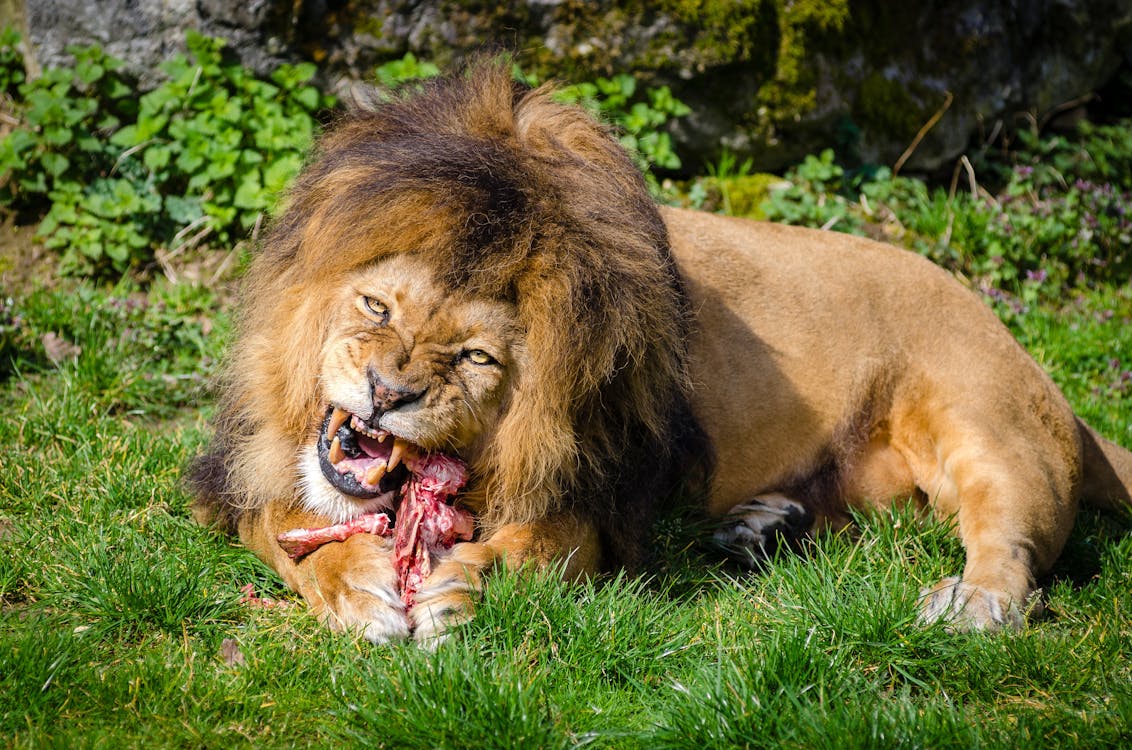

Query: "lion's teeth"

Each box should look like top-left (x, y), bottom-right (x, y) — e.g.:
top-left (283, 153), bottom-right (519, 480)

top-left (328, 407), bottom-right (350, 438)
top-left (387, 439), bottom-right (406, 471)
top-left (329, 436), bottom-right (345, 465)
top-left (365, 463), bottom-right (387, 485)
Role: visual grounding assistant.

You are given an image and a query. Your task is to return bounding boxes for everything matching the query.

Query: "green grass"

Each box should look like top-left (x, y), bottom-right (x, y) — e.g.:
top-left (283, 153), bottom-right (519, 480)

top-left (2, 273), bottom-right (1130, 748)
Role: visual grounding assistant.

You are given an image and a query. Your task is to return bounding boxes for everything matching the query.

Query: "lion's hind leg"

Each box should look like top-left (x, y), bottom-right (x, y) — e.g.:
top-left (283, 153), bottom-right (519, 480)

top-left (907, 419), bottom-right (1079, 631)
top-left (713, 493), bottom-right (813, 568)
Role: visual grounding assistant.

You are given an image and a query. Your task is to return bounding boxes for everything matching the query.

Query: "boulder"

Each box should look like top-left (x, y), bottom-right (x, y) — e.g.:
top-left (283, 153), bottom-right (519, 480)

top-left (11, 0), bottom-right (1132, 173)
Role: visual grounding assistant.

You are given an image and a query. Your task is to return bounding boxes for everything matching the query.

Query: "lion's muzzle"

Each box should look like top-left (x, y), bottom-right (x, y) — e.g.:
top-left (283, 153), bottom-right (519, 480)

top-left (316, 405), bottom-right (413, 499)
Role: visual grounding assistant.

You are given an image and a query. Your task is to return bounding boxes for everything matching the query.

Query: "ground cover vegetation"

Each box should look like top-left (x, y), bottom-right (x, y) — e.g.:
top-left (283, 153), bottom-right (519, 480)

top-left (1, 34), bottom-right (1130, 748)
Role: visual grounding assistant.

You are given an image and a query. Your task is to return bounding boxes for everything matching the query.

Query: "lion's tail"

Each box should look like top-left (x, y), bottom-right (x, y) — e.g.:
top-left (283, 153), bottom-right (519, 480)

top-left (1078, 419), bottom-right (1132, 512)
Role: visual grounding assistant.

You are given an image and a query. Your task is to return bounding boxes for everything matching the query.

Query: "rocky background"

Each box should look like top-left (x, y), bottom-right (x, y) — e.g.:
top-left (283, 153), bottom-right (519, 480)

top-left (8, 0), bottom-right (1132, 174)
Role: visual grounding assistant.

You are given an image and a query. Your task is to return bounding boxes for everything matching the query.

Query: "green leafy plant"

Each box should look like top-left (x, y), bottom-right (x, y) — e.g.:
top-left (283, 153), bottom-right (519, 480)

top-left (0, 25), bottom-right (25, 96)
top-left (758, 121), bottom-right (1132, 312)
top-left (374, 52), bottom-right (440, 90)
top-left (556, 73), bottom-right (691, 180)
top-left (0, 31), bottom-right (333, 276)
top-left (761, 148), bottom-right (864, 232)
top-left (0, 42), bottom-right (136, 224)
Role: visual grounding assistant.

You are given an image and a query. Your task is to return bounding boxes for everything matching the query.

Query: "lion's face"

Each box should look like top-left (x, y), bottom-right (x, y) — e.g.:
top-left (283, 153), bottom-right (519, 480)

top-left (192, 65), bottom-right (693, 565)
top-left (297, 252), bottom-right (523, 521)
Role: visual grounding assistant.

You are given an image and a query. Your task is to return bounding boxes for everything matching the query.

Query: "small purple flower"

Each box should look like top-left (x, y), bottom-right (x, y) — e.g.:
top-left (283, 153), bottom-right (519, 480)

top-left (1025, 269), bottom-right (1048, 283)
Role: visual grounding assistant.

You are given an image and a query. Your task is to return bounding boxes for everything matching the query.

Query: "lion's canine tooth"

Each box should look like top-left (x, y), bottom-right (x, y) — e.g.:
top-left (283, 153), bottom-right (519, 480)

top-left (328, 407), bottom-right (350, 439)
top-left (388, 439), bottom-right (407, 471)
top-left (329, 436), bottom-right (345, 465)
top-left (365, 463), bottom-right (387, 486)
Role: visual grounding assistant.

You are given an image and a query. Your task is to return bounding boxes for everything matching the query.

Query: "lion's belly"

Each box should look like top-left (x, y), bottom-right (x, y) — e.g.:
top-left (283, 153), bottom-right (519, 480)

top-left (666, 206), bottom-right (971, 519)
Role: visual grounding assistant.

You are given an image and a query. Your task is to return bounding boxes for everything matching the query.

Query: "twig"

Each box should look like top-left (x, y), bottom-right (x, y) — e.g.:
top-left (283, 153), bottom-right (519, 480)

top-left (110, 138), bottom-right (157, 175)
top-left (959, 155), bottom-right (978, 200)
top-left (1038, 92), bottom-right (1095, 131)
top-left (209, 245), bottom-right (242, 286)
top-left (893, 91), bottom-right (954, 176)
top-left (157, 251), bottom-right (179, 285)
top-left (171, 215), bottom-right (211, 246)
top-left (947, 155), bottom-right (979, 202)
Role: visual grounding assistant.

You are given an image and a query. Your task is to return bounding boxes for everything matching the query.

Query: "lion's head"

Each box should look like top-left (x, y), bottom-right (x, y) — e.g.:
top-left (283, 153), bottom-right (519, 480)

top-left (190, 62), bottom-right (700, 567)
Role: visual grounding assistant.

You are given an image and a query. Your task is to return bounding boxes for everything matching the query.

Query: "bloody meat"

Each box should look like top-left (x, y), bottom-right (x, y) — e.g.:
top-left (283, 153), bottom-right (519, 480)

top-left (277, 452), bottom-right (473, 609)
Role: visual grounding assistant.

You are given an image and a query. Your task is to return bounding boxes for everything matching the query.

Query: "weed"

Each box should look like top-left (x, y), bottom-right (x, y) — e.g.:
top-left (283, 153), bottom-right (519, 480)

top-left (0, 30), bottom-right (332, 275)
top-left (756, 123), bottom-right (1132, 305)
top-left (555, 73), bottom-right (691, 184)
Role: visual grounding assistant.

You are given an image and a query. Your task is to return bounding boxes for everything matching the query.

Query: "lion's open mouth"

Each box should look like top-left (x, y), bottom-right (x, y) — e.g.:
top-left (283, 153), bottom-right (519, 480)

top-left (317, 406), bottom-right (415, 499)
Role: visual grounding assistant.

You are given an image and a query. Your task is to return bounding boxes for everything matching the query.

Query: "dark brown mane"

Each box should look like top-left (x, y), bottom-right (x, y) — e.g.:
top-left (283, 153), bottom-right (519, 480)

top-left (190, 60), bottom-right (706, 569)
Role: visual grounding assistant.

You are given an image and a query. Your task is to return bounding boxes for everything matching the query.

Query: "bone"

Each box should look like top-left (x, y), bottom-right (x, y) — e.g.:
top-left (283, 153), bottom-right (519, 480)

top-left (277, 512), bottom-right (392, 559)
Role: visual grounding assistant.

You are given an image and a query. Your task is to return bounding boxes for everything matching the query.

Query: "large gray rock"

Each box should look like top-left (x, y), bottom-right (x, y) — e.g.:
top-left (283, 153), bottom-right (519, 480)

top-left (11, 0), bottom-right (1132, 173)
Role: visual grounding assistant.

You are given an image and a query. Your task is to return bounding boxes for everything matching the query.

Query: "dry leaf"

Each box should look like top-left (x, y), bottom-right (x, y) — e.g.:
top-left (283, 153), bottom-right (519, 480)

top-left (42, 332), bottom-right (81, 364)
top-left (219, 638), bottom-right (246, 668)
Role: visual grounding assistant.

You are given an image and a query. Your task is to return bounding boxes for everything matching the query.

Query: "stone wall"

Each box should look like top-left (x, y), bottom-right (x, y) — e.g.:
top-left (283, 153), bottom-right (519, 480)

top-left (9, 0), bottom-right (1132, 173)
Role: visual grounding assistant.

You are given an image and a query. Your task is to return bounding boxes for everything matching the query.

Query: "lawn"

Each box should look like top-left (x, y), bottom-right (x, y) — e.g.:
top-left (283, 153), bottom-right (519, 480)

top-left (1, 250), bottom-right (1130, 749)
top-left (1, 37), bottom-right (1130, 747)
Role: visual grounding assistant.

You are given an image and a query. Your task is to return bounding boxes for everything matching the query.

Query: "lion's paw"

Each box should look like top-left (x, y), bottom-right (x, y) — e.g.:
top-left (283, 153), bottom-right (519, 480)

top-left (409, 542), bottom-right (490, 647)
top-left (917, 577), bottom-right (1042, 632)
top-left (306, 535), bottom-right (411, 644)
top-left (713, 493), bottom-right (811, 568)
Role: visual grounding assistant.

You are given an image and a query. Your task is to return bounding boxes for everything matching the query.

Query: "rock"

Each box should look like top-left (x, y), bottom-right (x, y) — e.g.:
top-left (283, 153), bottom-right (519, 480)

top-left (11, 0), bottom-right (1132, 173)
top-left (21, 0), bottom-right (294, 87)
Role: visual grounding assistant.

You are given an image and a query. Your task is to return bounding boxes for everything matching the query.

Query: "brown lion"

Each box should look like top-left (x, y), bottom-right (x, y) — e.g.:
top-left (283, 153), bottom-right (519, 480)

top-left (190, 62), bottom-right (1132, 644)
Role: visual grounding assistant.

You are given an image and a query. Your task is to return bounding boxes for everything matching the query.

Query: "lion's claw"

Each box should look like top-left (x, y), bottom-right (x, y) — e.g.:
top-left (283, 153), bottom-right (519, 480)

top-left (917, 576), bottom-right (1043, 632)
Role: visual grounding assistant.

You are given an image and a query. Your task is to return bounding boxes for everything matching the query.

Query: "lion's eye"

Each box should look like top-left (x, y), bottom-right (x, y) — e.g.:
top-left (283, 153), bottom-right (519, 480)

top-left (360, 296), bottom-right (390, 323)
top-left (464, 349), bottom-right (496, 366)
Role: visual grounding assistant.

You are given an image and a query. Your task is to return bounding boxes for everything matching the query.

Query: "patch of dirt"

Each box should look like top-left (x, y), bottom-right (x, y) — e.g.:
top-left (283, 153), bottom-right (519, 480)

top-left (0, 213), bottom-right (56, 298)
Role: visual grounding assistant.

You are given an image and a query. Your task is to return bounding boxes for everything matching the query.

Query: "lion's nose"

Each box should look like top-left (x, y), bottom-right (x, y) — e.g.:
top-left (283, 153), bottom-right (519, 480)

top-left (370, 376), bottom-right (423, 413)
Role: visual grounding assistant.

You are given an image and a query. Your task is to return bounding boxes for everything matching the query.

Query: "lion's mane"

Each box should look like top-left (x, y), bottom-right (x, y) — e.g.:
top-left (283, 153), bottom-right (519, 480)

top-left (190, 62), bottom-right (703, 567)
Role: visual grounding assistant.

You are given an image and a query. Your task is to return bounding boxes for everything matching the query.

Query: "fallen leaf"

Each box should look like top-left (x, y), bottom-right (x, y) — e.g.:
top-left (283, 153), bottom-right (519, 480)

top-left (42, 332), bottom-right (81, 364)
top-left (219, 638), bottom-right (246, 668)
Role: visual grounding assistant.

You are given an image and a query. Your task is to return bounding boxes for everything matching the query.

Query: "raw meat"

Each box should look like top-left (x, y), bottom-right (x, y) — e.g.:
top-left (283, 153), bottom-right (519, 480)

top-left (391, 453), bottom-right (474, 607)
top-left (277, 512), bottom-right (392, 558)
top-left (276, 452), bottom-right (473, 610)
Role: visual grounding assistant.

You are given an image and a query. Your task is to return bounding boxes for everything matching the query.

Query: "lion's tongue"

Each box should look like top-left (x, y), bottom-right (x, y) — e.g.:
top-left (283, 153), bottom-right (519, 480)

top-left (333, 434), bottom-right (415, 488)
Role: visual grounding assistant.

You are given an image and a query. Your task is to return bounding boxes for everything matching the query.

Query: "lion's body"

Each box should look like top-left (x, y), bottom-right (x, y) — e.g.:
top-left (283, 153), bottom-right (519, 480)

top-left (670, 207), bottom-right (1132, 625)
top-left (190, 64), bottom-right (1132, 643)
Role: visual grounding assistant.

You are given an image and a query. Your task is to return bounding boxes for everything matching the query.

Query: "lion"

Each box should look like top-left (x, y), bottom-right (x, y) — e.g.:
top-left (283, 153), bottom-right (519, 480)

top-left (189, 62), bottom-right (1132, 644)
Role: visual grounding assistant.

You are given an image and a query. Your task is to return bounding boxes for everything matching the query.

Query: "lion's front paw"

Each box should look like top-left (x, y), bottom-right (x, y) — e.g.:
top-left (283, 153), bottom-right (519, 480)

top-left (302, 534), bottom-right (411, 644)
top-left (917, 576), bottom-right (1042, 632)
top-left (409, 542), bottom-right (493, 647)
top-left (713, 493), bottom-right (811, 568)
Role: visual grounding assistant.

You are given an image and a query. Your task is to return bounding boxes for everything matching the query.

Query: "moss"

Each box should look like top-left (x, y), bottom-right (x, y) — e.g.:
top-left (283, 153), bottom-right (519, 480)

top-left (699, 173), bottom-right (784, 219)
top-left (511, 0), bottom-right (776, 79)
top-left (752, 0), bottom-right (851, 135)
top-left (854, 72), bottom-right (930, 141)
